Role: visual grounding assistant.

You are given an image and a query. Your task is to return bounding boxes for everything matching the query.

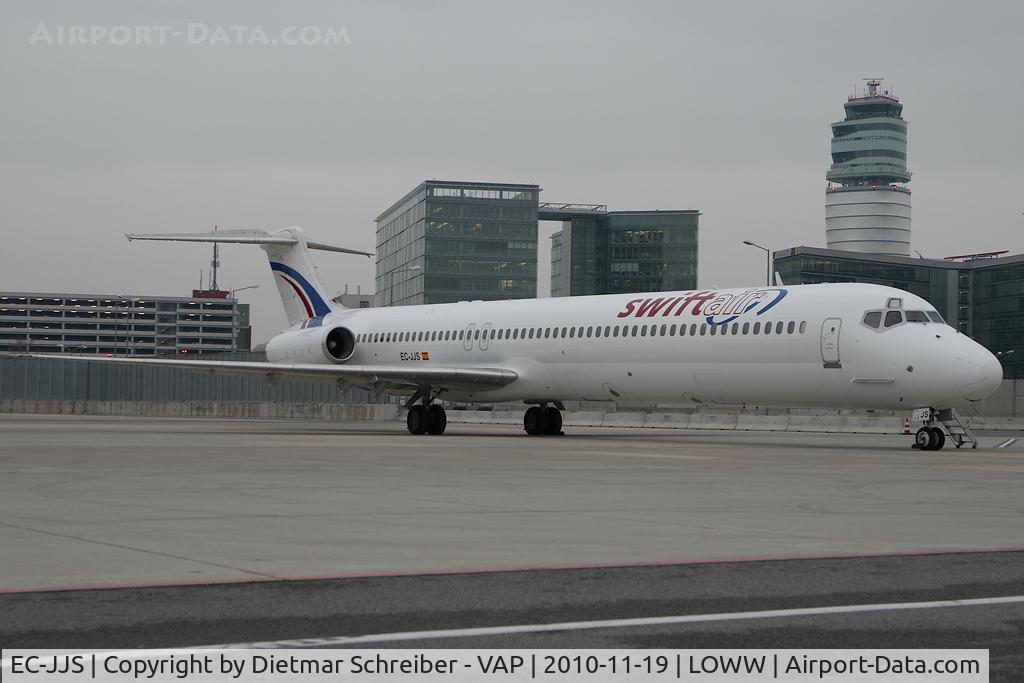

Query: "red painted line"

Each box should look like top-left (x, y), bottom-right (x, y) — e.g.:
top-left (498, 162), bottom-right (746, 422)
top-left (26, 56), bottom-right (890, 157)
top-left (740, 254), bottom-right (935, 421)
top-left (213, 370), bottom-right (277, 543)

top-left (278, 273), bottom-right (313, 318)
top-left (2, 546), bottom-right (1024, 595)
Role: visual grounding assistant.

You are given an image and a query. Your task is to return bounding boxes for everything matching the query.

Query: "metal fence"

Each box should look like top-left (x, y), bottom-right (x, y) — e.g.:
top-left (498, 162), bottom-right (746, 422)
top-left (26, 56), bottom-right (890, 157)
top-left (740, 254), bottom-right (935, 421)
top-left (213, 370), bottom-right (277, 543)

top-left (0, 353), bottom-right (381, 403)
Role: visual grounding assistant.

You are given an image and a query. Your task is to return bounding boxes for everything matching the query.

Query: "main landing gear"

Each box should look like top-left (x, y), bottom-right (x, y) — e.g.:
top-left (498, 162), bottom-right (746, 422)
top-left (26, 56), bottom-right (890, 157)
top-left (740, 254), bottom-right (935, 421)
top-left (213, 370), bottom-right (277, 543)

top-left (524, 403), bottom-right (564, 436)
top-left (405, 387), bottom-right (447, 435)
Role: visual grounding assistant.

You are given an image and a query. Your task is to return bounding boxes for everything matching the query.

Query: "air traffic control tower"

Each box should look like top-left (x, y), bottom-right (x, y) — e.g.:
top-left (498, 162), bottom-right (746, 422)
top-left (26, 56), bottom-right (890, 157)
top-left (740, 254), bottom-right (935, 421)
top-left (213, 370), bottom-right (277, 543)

top-left (826, 78), bottom-right (912, 256)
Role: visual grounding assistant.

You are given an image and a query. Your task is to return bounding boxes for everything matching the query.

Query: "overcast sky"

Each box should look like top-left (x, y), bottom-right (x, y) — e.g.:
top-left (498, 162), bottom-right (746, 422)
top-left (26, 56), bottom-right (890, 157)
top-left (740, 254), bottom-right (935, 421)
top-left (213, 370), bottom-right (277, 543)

top-left (2, 1), bottom-right (1022, 342)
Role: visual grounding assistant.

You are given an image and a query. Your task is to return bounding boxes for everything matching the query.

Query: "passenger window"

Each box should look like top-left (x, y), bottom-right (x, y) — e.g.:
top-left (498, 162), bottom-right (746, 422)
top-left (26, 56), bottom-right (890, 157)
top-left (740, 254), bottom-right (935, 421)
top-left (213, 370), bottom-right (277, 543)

top-left (528, 328), bottom-right (534, 339)
top-left (562, 327), bottom-right (568, 338)
top-left (731, 323), bottom-right (739, 335)
top-left (764, 323), bottom-right (772, 335)
top-left (799, 321), bottom-right (807, 334)
top-left (587, 326), bottom-right (593, 337)
top-left (660, 324), bottom-right (667, 336)
top-left (926, 311), bottom-right (944, 323)
top-left (632, 325), bottom-right (639, 337)
top-left (512, 329), bottom-right (519, 339)
top-left (753, 322), bottom-right (760, 334)
top-left (613, 326), bottom-right (620, 337)
top-left (700, 324), bottom-right (707, 336)
top-left (709, 323), bottom-right (717, 336)
top-left (570, 326), bottom-right (576, 338)
top-left (862, 311), bottom-right (881, 328)
top-left (775, 321), bottom-right (784, 335)
top-left (787, 321), bottom-right (795, 334)
top-left (669, 324), bottom-right (677, 335)
top-left (604, 326), bottom-right (611, 337)
top-left (884, 310), bottom-right (903, 328)
top-left (690, 324), bottom-right (697, 336)
top-left (577, 326), bottom-right (584, 338)
top-left (742, 322), bottom-right (750, 335)
top-left (595, 326), bottom-right (602, 338)
top-left (640, 325), bottom-right (647, 337)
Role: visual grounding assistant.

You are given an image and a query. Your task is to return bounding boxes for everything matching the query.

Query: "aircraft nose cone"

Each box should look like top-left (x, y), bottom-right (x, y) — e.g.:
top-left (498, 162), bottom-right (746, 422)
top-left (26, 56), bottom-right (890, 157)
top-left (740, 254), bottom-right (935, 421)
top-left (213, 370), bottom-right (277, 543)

top-left (955, 345), bottom-right (1003, 402)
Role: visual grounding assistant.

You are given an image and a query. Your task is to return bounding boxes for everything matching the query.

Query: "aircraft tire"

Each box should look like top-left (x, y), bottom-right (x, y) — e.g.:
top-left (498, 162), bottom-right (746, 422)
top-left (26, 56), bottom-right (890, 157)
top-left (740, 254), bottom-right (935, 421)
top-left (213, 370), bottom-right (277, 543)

top-left (524, 406), bottom-right (545, 436)
top-left (407, 405), bottom-right (428, 435)
top-left (930, 426), bottom-right (946, 450)
top-left (543, 407), bottom-right (562, 435)
top-left (427, 405), bottom-right (447, 435)
top-left (914, 427), bottom-right (934, 451)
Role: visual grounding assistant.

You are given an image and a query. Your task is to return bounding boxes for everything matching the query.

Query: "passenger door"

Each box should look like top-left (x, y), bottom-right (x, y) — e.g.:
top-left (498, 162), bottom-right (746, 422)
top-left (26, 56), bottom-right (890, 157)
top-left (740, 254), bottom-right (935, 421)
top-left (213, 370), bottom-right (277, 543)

top-left (463, 323), bottom-right (476, 352)
top-left (821, 317), bottom-right (842, 368)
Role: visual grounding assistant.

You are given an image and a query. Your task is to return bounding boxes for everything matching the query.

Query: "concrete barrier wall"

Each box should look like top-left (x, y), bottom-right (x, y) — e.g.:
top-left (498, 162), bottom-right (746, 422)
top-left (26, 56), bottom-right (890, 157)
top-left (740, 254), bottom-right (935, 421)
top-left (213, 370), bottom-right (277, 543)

top-left (4, 400), bottom-right (1022, 433)
top-left (0, 399), bottom-right (398, 422)
top-left (443, 411), bottom-right (1003, 434)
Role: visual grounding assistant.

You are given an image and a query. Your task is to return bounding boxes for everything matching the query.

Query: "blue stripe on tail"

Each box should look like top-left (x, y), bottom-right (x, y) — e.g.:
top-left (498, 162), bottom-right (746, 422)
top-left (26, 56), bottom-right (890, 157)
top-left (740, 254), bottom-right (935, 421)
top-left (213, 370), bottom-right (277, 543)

top-left (269, 262), bottom-right (332, 317)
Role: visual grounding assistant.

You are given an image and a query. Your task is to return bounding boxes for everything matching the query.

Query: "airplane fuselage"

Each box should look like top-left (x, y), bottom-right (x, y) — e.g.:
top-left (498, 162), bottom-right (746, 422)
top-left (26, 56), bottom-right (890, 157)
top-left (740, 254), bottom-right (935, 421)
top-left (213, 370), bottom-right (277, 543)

top-left (266, 282), bottom-right (1002, 411)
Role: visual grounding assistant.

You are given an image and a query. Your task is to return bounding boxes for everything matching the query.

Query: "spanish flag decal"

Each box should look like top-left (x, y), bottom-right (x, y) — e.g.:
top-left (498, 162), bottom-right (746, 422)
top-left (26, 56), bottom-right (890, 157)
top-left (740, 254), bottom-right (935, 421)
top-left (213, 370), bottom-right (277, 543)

top-left (422, 351), bottom-right (430, 361)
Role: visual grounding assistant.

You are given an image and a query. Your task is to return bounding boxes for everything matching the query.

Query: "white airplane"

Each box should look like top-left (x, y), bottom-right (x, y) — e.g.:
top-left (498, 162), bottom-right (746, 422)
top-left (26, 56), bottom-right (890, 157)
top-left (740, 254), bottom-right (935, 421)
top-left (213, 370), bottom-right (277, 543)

top-left (56, 227), bottom-right (1003, 450)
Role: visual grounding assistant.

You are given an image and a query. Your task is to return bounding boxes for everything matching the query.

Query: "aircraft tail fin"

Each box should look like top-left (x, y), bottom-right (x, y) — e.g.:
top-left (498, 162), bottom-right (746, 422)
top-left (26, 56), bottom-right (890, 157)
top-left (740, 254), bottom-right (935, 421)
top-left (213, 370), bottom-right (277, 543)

top-left (126, 227), bottom-right (372, 326)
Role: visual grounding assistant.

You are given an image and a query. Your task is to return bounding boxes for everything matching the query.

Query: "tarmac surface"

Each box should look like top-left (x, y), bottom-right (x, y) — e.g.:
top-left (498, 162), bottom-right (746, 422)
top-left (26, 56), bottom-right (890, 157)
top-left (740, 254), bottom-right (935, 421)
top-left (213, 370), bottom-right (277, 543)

top-left (2, 414), bottom-right (1024, 676)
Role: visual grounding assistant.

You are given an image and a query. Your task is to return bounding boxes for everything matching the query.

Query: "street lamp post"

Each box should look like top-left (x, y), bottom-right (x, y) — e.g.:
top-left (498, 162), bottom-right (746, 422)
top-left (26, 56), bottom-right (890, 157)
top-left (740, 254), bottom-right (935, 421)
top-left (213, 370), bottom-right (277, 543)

top-left (742, 240), bottom-right (772, 287)
top-left (388, 265), bottom-right (422, 306)
top-left (230, 284), bottom-right (260, 298)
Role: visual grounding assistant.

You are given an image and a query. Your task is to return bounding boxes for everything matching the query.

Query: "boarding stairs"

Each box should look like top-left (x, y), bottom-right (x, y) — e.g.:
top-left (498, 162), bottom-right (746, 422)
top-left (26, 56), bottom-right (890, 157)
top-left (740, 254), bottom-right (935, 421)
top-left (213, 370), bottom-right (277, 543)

top-left (938, 408), bottom-right (979, 449)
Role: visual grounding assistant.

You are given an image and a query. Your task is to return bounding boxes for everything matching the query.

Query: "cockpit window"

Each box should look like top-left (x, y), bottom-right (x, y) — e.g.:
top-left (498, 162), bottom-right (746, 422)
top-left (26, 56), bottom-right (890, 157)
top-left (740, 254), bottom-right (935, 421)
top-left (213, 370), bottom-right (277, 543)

top-left (862, 311), bottom-right (882, 329)
top-left (905, 310), bottom-right (929, 323)
top-left (884, 310), bottom-right (903, 328)
top-left (926, 311), bottom-right (944, 324)
top-left (886, 297), bottom-right (903, 309)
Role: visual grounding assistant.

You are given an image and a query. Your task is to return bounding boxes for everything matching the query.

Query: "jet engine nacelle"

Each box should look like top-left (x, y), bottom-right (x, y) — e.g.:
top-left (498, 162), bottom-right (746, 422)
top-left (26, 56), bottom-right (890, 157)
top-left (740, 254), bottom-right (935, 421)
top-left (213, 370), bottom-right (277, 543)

top-left (265, 325), bottom-right (356, 364)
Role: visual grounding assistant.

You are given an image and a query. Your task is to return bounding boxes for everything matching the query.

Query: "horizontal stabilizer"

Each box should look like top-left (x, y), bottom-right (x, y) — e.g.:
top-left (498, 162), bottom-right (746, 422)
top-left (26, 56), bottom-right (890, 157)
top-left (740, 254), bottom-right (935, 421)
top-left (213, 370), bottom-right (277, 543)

top-left (125, 229), bottom-right (372, 257)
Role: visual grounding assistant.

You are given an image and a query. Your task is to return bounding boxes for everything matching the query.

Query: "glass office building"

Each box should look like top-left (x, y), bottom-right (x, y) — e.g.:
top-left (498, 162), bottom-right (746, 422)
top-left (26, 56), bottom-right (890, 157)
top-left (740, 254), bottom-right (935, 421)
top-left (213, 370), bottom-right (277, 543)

top-left (774, 246), bottom-right (1024, 378)
top-left (550, 210), bottom-right (699, 297)
top-left (375, 180), bottom-right (540, 305)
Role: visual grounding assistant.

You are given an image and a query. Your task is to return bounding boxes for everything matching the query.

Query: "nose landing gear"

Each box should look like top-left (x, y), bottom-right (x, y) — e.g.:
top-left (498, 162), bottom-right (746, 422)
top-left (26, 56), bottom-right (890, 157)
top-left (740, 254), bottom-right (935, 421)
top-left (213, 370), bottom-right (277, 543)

top-left (912, 408), bottom-right (979, 450)
top-left (913, 425), bottom-right (945, 451)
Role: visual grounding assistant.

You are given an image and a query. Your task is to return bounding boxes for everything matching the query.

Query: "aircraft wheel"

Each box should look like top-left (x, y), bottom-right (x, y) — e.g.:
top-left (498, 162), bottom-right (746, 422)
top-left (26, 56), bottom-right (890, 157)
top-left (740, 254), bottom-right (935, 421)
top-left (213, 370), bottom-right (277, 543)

top-left (427, 405), bottom-right (447, 435)
top-left (524, 406), bottom-right (546, 436)
top-left (544, 407), bottom-right (563, 435)
top-left (914, 427), bottom-right (934, 451)
top-left (929, 426), bottom-right (946, 450)
top-left (407, 405), bottom-right (428, 435)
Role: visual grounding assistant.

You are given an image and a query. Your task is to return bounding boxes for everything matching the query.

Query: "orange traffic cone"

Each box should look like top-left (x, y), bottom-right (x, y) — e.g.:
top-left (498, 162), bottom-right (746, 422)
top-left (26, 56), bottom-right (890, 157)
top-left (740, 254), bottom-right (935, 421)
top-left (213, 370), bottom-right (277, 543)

top-left (903, 417), bottom-right (911, 435)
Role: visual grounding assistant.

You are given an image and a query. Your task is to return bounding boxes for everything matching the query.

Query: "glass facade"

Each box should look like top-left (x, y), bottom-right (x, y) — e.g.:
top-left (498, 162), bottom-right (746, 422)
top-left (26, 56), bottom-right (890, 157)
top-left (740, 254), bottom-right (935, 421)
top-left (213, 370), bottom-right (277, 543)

top-left (550, 210), bottom-right (699, 296)
top-left (972, 263), bottom-right (1024, 378)
top-left (375, 181), bottom-right (539, 305)
top-left (773, 250), bottom-right (951, 321)
top-left (774, 246), bottom-right (1024, 378)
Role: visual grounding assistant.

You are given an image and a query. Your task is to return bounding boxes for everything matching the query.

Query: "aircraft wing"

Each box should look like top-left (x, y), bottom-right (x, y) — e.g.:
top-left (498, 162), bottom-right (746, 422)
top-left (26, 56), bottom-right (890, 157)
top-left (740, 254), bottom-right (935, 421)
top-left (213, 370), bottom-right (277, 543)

top-left (20, 355), bottom-right (517, 393)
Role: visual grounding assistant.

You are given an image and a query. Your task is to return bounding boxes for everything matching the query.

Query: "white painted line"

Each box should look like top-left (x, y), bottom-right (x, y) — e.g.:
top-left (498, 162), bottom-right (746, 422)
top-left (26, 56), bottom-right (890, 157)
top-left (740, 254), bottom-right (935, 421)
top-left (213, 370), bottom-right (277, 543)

top-left (995, 438), bottom-right (1017, 449)
top-left (4, 594), bottom-right (1023, 666)
top-left (218, 594), bottom-right (1024, 648)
